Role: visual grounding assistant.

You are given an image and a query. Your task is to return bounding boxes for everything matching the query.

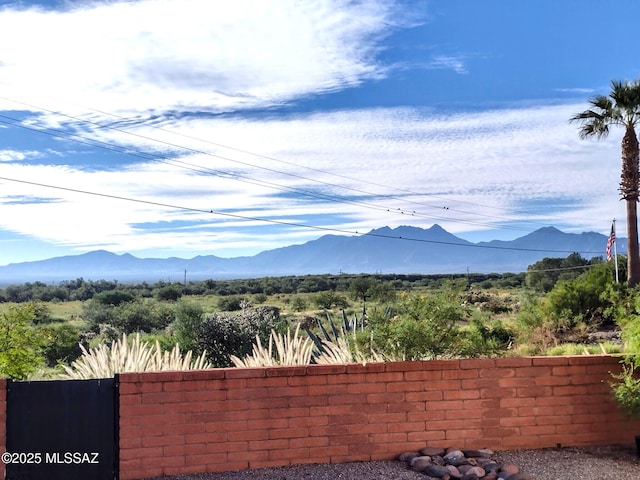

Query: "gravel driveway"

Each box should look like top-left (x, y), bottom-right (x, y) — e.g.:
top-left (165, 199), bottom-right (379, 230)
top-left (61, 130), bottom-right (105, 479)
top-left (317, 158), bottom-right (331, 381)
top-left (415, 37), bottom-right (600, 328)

top-left (143, 444), bottom-right (640, 480)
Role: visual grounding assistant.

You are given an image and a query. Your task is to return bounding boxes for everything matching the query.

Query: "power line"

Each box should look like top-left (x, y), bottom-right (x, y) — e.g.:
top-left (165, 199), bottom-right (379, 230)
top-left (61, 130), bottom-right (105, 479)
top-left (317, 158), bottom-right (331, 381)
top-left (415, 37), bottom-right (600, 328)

top-left (0, 174), bottom-right (608, 256)
top-left (0, 94), bottom-right (558, 232)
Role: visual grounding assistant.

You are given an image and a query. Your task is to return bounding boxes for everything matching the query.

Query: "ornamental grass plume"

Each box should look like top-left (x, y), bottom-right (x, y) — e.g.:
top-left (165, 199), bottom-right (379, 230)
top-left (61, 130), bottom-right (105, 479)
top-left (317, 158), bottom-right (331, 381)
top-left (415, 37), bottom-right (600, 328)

top-left (231, 323), bottom-right (386, 367)
top-left (58, 333), bottom-right (211, 379)
top-left (230, 324), bottom-right (315, 367)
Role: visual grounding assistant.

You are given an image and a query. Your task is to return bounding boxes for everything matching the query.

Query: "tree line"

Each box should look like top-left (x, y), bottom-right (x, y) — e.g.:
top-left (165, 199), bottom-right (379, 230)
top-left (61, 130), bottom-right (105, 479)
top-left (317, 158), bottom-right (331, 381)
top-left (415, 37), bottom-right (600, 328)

top-left (0, 272), bottom-right (526, 304)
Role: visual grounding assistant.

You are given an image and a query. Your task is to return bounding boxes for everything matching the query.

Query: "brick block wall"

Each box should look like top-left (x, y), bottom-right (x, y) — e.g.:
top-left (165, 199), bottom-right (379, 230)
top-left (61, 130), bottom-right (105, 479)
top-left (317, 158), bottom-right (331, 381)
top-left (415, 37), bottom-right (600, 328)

top-left (118, 356), bottom-right (640, 480)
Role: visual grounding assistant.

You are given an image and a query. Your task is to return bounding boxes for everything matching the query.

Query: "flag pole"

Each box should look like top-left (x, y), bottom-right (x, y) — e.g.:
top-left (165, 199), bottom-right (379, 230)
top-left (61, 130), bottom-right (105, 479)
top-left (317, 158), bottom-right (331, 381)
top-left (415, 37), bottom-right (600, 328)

top-left (613, 219), bottom-right (619, 283)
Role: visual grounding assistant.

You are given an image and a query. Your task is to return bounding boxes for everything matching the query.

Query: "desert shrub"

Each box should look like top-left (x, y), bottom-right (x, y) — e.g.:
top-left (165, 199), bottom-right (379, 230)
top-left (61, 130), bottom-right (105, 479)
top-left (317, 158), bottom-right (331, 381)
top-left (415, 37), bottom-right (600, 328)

top-left (0, 305), bottom-right (46, 379)
top-left (113, 299), bottom-right (174, 333)
top-left (155, 284), bottom-right (184, 301)
top-left (290, 296), bottom-right (309, 312)
top-left (253, 293), bottom-right (268, 304)
top-left (545, 342), bottom-right (621, 356)
top-left (367, 292), bottom-right (467, 360)
top-left (516, 263), bottom-right (623, 353)
top-left (217, 295), bottom-right (246, 311)
top-left (40, 323), bottom-right (84, 366)
top-left (26, 301), bottom-right (54, 324)
top-left (93, 290), bottom-right (135, 306)
top-left (194, 306), bottom-right (282, 367)
top-left (369, 282), bottom-right (397, 304)
top-left (83, 298), bottom-right (175, 334)
top-left (172, 300), bottom-right (204, 352)
top-left (458, 316), bottom-right (515, 357)
top-left (314, 291), bottom-right (349, 310)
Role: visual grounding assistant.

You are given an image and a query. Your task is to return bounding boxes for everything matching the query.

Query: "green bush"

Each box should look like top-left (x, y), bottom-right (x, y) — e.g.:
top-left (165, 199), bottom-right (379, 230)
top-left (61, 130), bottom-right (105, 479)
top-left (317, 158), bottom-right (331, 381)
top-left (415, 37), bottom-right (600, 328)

top-left (0, 305), bottom-right (46, 379)
top-left (172, 300), bottom-right (204, 352)
top-left (83, 298), bottom-right (175, 334)
top-left (40, 323), bottom-right (84, 366)
top-left (253, 293), bottom-right (268, 304)
top-left (155, 284), bottom-right (184, 301)
top-left (367, 292), bottom-right (467, 360)
top-left (458, 316), bottom-right (515, 357)
top-left (290, 296), bottom-right (309, 312)
top-left (314, 291), bottom-right (349, 310)
top-left (217, 295), bottom-right (246, 311)
top-left (194, 306), bottom-right (282, 367)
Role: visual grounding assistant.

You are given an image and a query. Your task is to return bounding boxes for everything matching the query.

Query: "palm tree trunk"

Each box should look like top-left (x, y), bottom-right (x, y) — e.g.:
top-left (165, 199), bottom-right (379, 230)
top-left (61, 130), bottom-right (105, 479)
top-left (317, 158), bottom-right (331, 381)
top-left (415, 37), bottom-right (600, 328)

top-left (622, 124), bottom-right (640, 286)
top-left (627, 199), bottom-right (640, 286)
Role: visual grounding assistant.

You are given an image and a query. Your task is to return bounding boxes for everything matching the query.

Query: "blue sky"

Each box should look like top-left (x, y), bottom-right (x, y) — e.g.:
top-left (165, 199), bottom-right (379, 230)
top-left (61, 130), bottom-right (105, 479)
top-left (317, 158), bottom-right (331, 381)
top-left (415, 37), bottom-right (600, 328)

top-left (0, 0), bottom-right (637, 266)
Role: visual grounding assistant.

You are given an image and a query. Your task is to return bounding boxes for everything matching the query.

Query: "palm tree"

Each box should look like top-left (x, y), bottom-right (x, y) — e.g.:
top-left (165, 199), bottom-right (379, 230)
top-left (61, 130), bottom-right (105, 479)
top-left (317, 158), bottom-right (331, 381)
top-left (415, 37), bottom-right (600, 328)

top-left (570, 80), bottom-right (640, 286)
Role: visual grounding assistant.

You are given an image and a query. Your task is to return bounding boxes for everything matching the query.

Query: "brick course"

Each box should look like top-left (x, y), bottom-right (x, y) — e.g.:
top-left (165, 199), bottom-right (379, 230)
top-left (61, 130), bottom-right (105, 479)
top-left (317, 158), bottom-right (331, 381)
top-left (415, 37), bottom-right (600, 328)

top-left (116, 356), bottom-right (640, 479)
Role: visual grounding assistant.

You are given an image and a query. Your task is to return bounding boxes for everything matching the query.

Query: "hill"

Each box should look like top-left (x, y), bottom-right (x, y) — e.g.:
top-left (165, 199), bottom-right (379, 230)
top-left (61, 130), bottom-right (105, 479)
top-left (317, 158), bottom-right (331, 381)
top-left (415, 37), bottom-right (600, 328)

top-left (0, 225), bottom-right (622, 284)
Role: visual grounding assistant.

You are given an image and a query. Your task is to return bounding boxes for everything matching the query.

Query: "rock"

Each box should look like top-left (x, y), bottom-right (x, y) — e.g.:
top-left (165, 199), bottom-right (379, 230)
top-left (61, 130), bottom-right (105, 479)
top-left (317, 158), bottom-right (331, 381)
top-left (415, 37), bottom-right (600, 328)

top-left (463, 466), bottom-right (485, 477)
top-left (460, 474), bottom-right (479, 480)
top-left (398, 451), bottom-right (418, 463)
top-left (398, 446), bottom-right (531, 480)
top-left (475, 457), bottom-right (493, 467)
top-left (421, 447), bottom-right (447, 457)
top-left (424, 464), bottom-right (454, 478)
top-left (445, 464), bottom-right (462, 479)
top-left (411, 456), bottom-right (433, 472)
top-left (501, 463), bottom-right (520, 475)
top-left (484, 462), bottom-right (503, 473)
top-left (444, 450), bottom-right (469, 467)
top-left (462, 449), bottom-right (493, 458)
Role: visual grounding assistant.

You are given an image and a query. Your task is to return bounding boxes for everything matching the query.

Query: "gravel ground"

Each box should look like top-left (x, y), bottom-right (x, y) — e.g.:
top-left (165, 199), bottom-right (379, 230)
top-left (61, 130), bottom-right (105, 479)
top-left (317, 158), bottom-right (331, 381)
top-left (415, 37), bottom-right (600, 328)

top-left (144, 445), bottom-right (640, 480)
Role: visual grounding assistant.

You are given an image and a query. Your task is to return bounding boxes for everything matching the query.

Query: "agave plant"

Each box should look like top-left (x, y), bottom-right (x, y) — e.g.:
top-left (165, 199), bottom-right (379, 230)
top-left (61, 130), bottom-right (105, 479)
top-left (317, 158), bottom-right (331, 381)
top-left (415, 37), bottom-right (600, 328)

top-left (58, 333), bottom-right (211, 379)
top-left (303, 310), bottom-right (365, 358)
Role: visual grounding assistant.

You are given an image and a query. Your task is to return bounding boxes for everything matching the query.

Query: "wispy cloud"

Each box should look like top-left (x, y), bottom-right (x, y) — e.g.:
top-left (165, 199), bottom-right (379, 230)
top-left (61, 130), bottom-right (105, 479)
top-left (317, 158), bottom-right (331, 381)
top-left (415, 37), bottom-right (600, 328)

top-left (427, 55), bottom-right (468, 74)
top-left (0, 102), bottom-right (625, 258)
top-left (555, 88), bottom-right (595, 94)
top-left (0, 150), bottom-right (34, 162)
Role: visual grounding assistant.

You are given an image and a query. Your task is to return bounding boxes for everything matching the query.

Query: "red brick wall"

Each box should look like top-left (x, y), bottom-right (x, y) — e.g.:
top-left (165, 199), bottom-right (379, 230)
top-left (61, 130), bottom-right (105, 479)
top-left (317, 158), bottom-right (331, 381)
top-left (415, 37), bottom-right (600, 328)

top-left (119, 356), bottom-right (640, 480)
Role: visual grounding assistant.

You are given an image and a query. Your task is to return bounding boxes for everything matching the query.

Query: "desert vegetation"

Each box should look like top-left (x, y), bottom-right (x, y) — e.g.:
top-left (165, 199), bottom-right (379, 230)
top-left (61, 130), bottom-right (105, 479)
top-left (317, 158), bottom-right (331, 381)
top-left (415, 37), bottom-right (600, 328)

top-left (0, 254), bottom-right (634, 380)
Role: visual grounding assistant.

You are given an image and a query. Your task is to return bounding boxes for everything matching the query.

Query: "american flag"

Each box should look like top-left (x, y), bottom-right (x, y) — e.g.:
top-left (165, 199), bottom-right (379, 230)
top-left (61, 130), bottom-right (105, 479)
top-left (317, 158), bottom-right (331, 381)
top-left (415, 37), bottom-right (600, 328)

top-left (606, 224), bottom-right (616, 261)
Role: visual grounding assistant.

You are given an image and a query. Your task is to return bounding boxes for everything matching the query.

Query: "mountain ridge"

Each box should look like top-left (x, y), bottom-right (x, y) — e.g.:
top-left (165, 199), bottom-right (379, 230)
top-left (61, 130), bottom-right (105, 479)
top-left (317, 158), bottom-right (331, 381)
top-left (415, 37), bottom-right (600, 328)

top-left (0, 225), bottom-right (624, 284)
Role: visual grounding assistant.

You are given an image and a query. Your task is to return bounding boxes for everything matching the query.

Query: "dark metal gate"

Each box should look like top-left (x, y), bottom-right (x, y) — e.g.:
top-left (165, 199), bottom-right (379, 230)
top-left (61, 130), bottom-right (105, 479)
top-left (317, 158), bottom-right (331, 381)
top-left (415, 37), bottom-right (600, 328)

top-left (5, 376), bottom-right (118, 480)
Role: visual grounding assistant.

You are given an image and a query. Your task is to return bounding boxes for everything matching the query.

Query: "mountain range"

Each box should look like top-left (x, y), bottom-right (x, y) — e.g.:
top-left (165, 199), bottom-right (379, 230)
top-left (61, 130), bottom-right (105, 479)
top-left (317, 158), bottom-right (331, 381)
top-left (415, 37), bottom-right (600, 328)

top-left (0, 225), bottom-right (623, 284)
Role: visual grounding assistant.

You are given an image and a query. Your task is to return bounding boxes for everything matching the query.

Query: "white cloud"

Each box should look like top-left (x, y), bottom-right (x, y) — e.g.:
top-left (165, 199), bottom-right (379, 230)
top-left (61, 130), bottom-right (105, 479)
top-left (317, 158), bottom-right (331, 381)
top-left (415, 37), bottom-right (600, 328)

top-left (0, 149), bottom-right (39, 162)
top-left (427, 55), bottom-right (468, 74)
top-left (0, 0), bottom-right (406, 115)
top-left (0, 102), bottom-right (627, 259)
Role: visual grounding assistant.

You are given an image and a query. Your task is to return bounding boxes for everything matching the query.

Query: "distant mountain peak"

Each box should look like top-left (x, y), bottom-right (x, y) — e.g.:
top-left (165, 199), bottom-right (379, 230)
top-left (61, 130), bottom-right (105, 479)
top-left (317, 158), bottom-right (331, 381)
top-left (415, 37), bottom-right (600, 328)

top-left (0, 224), bottom-right (626, 284)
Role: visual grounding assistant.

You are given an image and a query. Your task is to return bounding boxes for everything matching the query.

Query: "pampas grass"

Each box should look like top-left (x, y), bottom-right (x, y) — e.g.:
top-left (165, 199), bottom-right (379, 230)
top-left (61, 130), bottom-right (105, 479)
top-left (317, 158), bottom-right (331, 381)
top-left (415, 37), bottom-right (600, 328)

top-left (58, 333), bottom-right (211, 379)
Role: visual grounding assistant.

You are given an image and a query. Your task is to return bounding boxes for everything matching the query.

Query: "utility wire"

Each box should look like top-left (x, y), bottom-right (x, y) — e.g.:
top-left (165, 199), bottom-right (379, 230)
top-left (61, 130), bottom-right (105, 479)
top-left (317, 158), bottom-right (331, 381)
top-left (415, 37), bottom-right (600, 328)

top-left (0, 94), bottom-right (558, 231)
top-left (0, 174), bottom-right (609, 256)
top-left (0, 111), bottom-right (537, 232)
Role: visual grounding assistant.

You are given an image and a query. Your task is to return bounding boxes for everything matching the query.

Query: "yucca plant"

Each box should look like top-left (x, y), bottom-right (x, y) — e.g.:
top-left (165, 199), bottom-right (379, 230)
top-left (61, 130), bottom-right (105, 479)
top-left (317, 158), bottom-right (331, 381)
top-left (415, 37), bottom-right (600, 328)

top-left (230, 324), bottom-right (314, 367)
top-left (58, 333), bottom-right (211, 379)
